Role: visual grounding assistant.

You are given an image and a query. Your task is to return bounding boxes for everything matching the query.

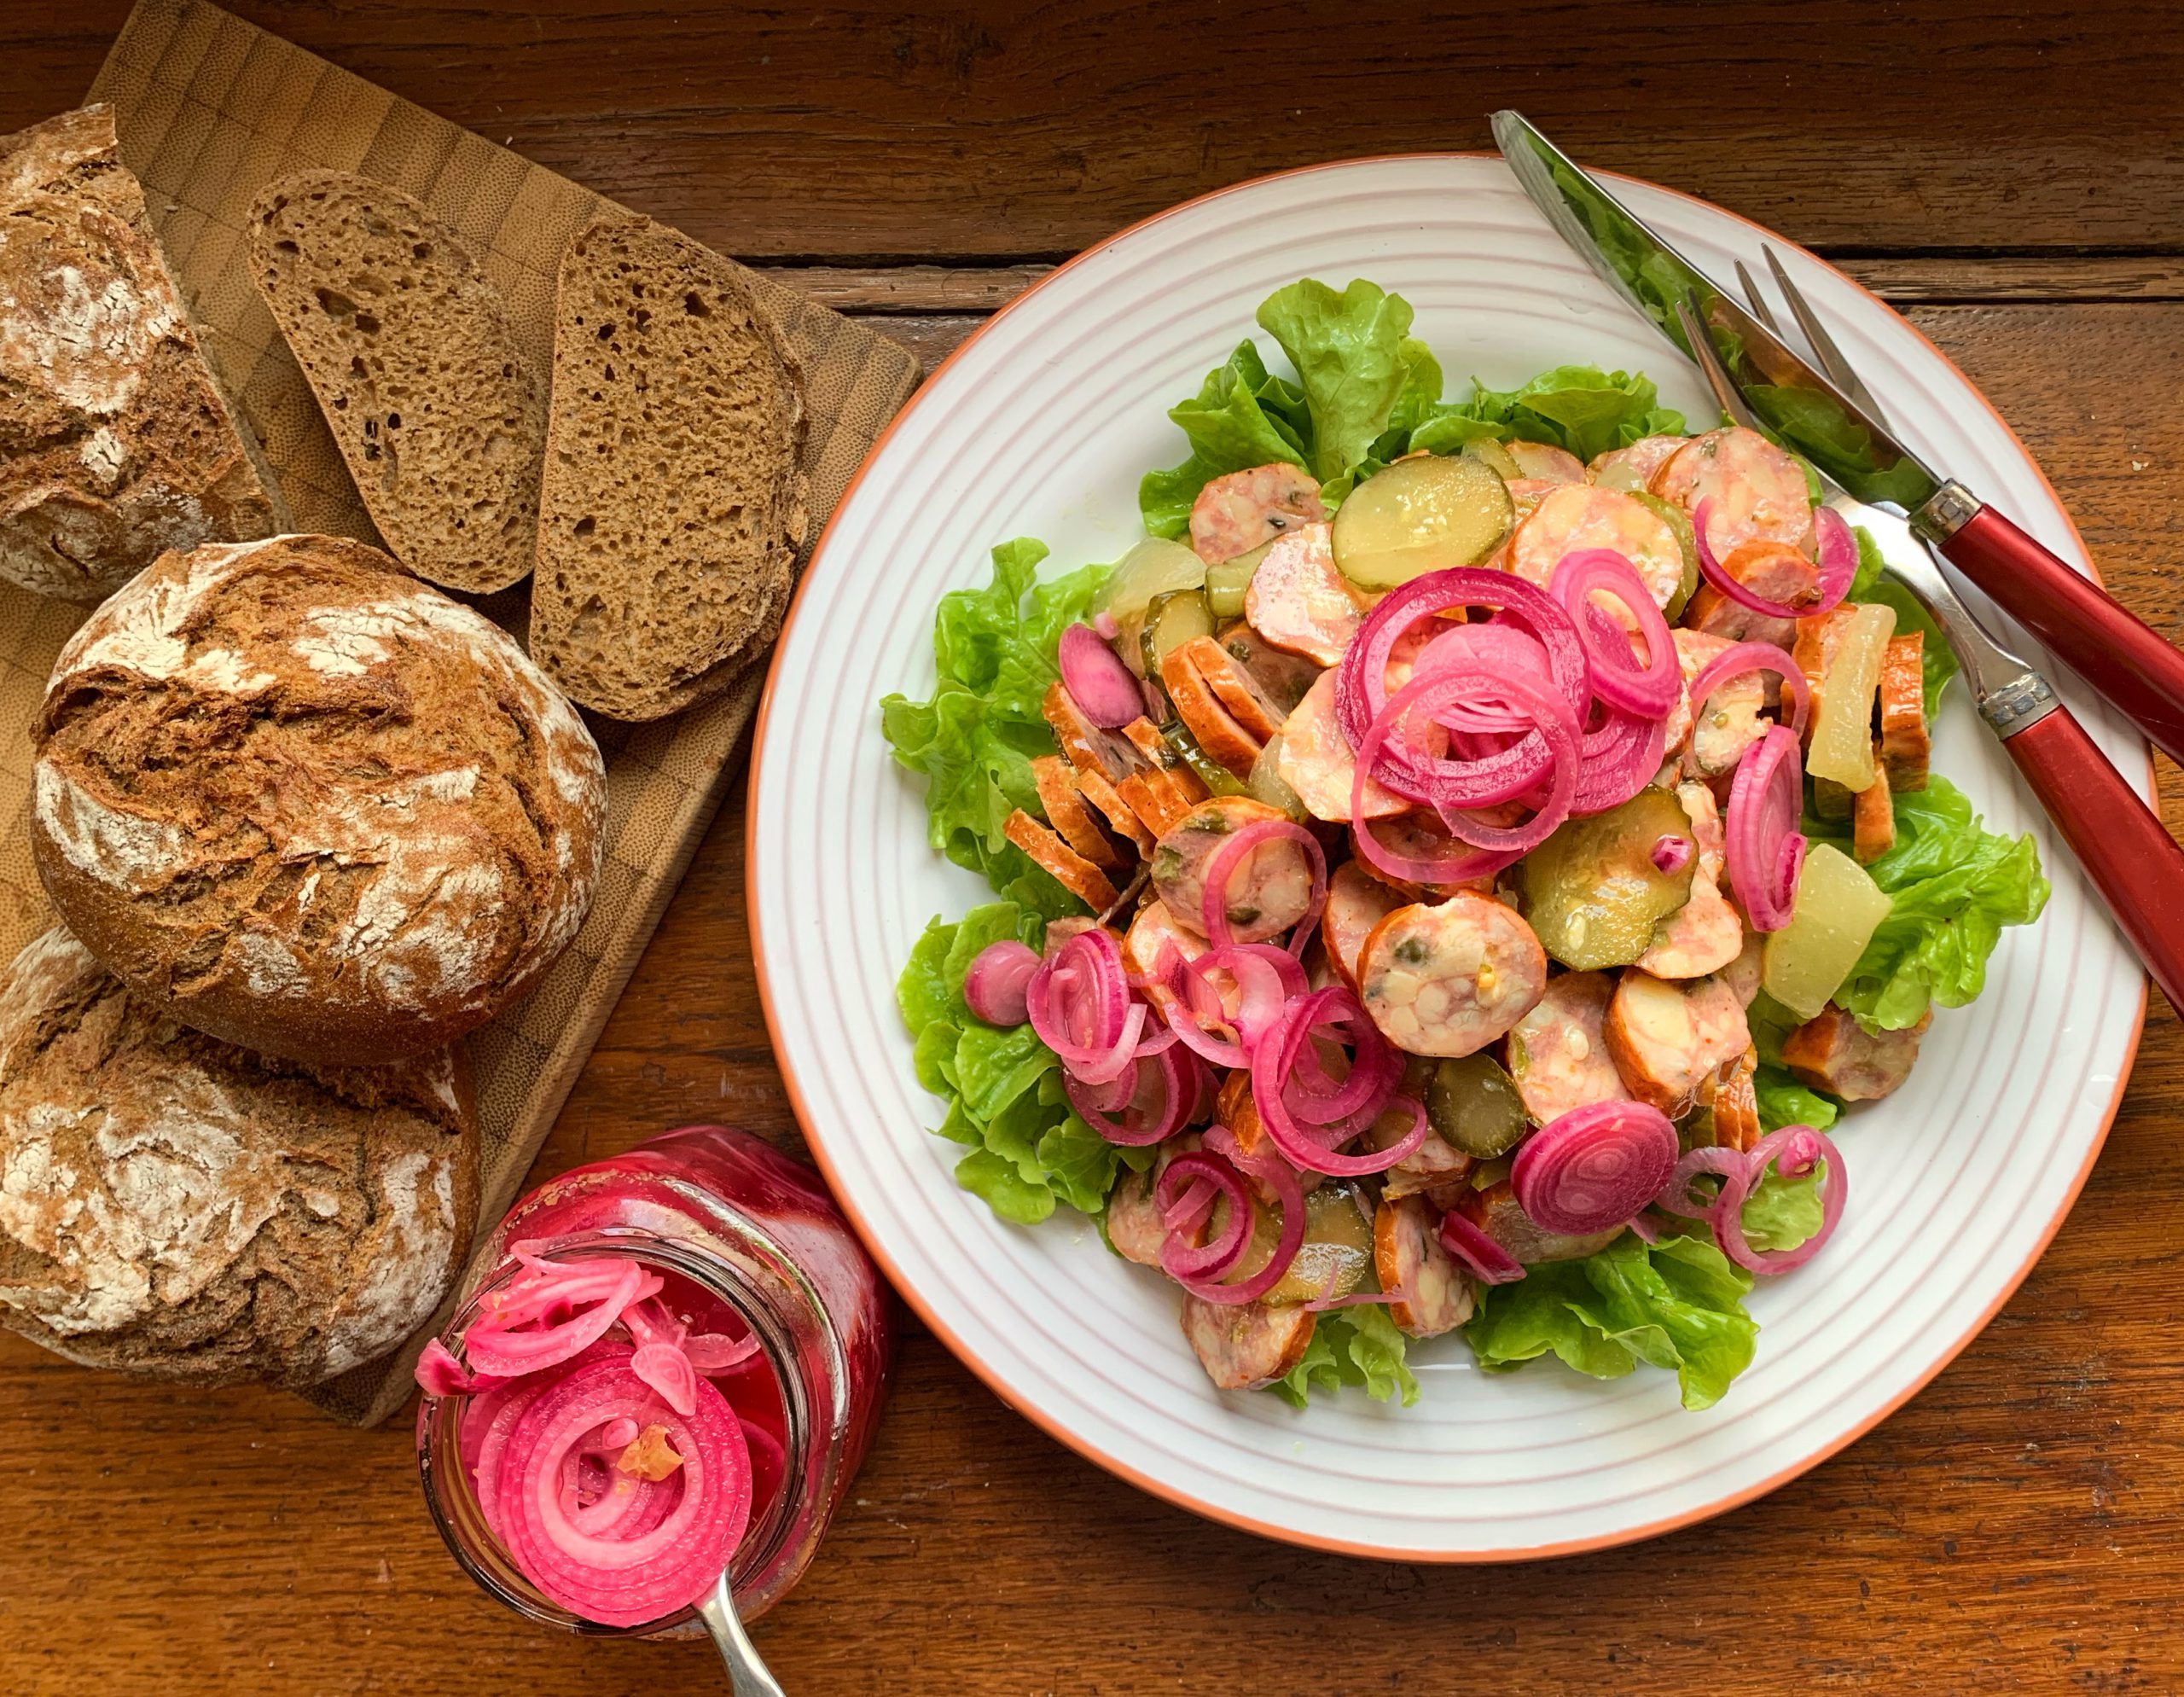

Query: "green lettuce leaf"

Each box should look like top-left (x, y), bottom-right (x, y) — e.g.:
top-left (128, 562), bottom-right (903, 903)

top-left (1269, 1304), bottom-right (1421, 1409)
top-left (1453, 365), bottom-right (1686, 464)
top-left (879, 538), bottom-right (1107, 917)
top-left (1740, 1160), bottom-right (1828, 1254)
top-left (1754, 1064), bottom-right (1840, 1134)
top-left (896, 904), bottom-right (1152, 1225)
top-left (1138, 341), bottom-right (1313, 538)
top-left (1849, 526), bottom-right (1960, 717)
top-left (1466, 1232), bottom-right (1758, 1411)
top-left (1820, 775), bottom-right (2049, 1031)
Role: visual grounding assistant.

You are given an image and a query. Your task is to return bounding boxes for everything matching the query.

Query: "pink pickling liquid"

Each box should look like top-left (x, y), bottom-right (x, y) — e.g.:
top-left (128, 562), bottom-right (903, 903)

top-left (417, 1125), bottom-right (895, 1633)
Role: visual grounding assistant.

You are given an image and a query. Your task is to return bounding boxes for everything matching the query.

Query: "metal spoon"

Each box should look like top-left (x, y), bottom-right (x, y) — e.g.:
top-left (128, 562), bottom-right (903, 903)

top-left (696, 1570), bottom-right (786, 1696)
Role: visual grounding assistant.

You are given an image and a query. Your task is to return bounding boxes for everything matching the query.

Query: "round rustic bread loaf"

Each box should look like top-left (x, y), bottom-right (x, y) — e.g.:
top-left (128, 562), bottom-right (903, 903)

top-left (31, 532), bottom-right (606, 1066)
top-left (0, 927), bottom-right (480, 1386)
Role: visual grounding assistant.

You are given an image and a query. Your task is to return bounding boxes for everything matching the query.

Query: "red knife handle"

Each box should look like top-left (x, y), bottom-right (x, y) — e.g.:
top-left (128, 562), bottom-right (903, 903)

top-left (2003, 704), bottom-right (2184, 1013)
top-left (1939, 503), bottom-right (2184, 768)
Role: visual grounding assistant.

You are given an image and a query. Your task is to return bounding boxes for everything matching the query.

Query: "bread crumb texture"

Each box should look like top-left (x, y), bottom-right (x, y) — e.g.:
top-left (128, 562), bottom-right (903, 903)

top-left (0, 927), bottom-right (479, 1386)
top-left (529, 215), bottom-right (810, 720)
top-left (247, 171), bottom-right (545, 594)
top-left (31, 534), bottom-right (606, 1066)
top-left (0, 105), bottom-right (285, 601)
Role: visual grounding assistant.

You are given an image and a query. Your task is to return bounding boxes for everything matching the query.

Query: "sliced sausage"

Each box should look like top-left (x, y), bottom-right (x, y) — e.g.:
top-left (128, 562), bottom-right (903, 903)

top-left (1507, 483), bottom-right (1686, 613)
top-left (1356, 893), bottom-right (1548, 1058)
top-left (1189, 462), bottom-right (1328, 564)
top-left (1456, 1181), bottom-right (1620, 1265)
top-left (1652, 424), bottom-right (1815, 557)
top-left (1780, 1006), bottom-right (1931, 1101)
top-left (1589, 433), bottom-right (1689, 490)
top-left (1071, 763), bottom-right (1157, 853)
top-left (1183, 635), bottom-right (1287, 742)
top-left (1853, 748), bottom-right (1896, 863)
top-left (1031, 754), bottom-right (1124, 869)
top-left (1216, 619), bottom-right (1324, 714)
top-left (1376, 1117), bottom-right (1472, 1201)
top-left (1004, 810), bottom-right (1120, 910)
top-left (1879, 631), bottom-right (1929, 792)
top-left (1375, 1194), bottom-right (1474, 1338)
top-left (1719, 929), bottom-right (1764, 1008)
top-left (1277, 668), bottom-right (1406, 822)
top-left (1180, 1295), bottom-right (1318, 1391)
top-left (1676, 627), bottom-right (1767, 781)
top-left (1043, 679), bottom-right (1145, 783)
top-left (1603, 968), bottom-right (1751, 1115)
top-left (1637, 783), bottom-right (1744, 979)
top-left (1507, 440), bottom-right (1587, 484)
top-left (1149, 796), bottom-right (1316, 944)
top-left (1160, 642), bottom-right (1265, 779)
top-left (1245, 523), bottom-right (1363, 667)
top-left (1681, 538), bottom-right (1820, 649)
top-left (1693, 1046), bottom-right (1761, 1153)
top-left (1321, 861), bottom-right (1405, 991)
top-left (1123, 895), bottom-right (1206, 1025)
top-left (1507, 968), bottom-right (1629, 1124)
top-left (1348, 809), bottom-right (1506, 902)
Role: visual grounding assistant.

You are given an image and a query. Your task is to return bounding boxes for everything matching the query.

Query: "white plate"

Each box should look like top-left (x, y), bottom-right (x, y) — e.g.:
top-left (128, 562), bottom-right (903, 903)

top-left (748, 156), bottom-right (2146, 1559)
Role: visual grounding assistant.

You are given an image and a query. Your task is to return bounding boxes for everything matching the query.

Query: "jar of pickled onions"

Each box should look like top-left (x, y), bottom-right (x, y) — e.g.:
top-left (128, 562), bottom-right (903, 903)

top-left (415, 1124), bottom-right (893, 1634)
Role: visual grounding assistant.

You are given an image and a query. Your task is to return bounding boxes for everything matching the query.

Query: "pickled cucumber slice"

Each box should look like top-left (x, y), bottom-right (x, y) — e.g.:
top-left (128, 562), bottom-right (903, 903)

top-left (1426, 1053), bottom-right (1530, 1158)
top-left (1331, 454), bottom-right (1513, 590)
top-left (1520, 789), bottom-right (1699, 970)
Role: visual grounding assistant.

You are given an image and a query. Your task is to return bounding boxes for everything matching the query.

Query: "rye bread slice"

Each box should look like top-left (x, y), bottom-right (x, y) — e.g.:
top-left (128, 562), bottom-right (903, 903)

top-left (247, 171), bottom-right (545, 594)
top-left (529, 215), bottom-right (810, 721)
top-left (0, 104), bottom-right (288, 602)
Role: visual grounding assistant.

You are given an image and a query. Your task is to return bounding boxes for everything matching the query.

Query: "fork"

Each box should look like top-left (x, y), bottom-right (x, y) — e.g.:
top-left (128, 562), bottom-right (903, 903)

top-left (1682, 264), bottom-right (2184, 1013)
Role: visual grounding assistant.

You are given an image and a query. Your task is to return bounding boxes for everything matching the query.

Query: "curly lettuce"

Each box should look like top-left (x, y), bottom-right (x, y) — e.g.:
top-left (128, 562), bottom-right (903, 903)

top-left (1272, 1304), bottom-right (1420, 1409)
top-left (880, 538), bottom-right (1107, 919)
top-left (1465, 1232), bottom-right (1757, 1411)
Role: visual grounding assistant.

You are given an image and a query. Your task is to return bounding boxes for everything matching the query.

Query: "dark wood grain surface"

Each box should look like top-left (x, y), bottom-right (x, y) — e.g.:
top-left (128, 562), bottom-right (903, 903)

top-left (4, 4), bottom-right (2183, 1692)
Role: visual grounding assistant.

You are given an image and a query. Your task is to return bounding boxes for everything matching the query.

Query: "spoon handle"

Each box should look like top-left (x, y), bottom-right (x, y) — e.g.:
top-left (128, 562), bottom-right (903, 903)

top-left (697, 1571), bottom-right (787, 1697)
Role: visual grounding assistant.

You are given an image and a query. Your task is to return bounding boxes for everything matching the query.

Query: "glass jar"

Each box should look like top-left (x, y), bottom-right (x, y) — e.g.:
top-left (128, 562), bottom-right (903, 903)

top-left (416, 1124), bottom-right (894, 1635)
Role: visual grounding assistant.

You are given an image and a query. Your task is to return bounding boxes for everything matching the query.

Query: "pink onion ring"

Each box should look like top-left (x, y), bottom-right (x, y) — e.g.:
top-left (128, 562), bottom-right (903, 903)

top-left (1064, 1041), bottom-right (1204, 1147)
top-left (1693, 497), bottom-right (1842, 619)
top-left (1350, 808), bottom-right (1524, 890)
top-left (1249, 989), bottom-right (1424, 1177)
top-left (1155, 1151), bottom-right (1255, 1283)
top-left (1198, 818), bottom-right (1328, 953)
top-left (464, 1257), bottom-right (661, 1380)
top-left (1437, 1211), bottom-right (1525, 1286)
top-left (1719, 1125), bottom-right (1848, 1275)
top-left (1809, 506), bottom-right (1860, 611)
top-left (1163, 944), bottom-right (1306, 1067)
top-left (1651, 834), bottom-right (1692, 875)
top-left (1510, 1101), bottom-right (1682, 1235)
top-left (1654, 1144), bottom-right (1751, 1221)
top-left (1549, 548), bottom-right (1680, 717)
top-left (963, 938), bottom-right (1040, 1026)
top-left (1725, 724), bottom-right (1807, 932)
top-left (1025, 926), bottom-right (1132, 1072)
top-left (1352, 661), bottom-right (1583, 851)
top-left (1686, 640), bottom-right (1811, 739)
top-left (1057, 623), bottom-right (1144, 728)
top-left (1190, 1125), bottom-right (1310, 1305)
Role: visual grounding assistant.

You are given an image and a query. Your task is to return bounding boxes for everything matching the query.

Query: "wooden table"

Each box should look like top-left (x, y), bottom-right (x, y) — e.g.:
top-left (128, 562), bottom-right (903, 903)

top-left (5, 4), bottom-right (2183, 1690)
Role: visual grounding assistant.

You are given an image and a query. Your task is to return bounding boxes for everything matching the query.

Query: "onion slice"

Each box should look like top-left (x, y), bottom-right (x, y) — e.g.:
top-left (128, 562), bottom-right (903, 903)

top-left (1199, 818), bottom-right (1328, 954)
top-left (1437, 1211), bottom-right (1525, 1286)
top-left (1509, 1101), bottom-right (1681, 1235)
top-left (1057, 623), bottom-right (1144, 728)
top-left (1718, 1125), bottom-right (1848, 1275)
top-left (963, 939), bottom-right (1041, 1026)
top-left (1686, 640), bottom-right (1811, 739)
top-left (1549, 548), bottom-right (1680, 717)
top-left (1724, 724), bottom-right (1807, 932)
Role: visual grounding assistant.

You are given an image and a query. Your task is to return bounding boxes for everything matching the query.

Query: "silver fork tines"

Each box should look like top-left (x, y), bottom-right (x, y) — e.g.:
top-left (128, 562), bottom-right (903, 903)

top-left (1760, 246), bottom-right (1889, 425)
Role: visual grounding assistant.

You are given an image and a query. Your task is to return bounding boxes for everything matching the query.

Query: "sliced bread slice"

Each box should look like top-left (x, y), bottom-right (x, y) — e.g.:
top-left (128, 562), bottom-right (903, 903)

top-left (247, 171), bottom-right (545, 594)
top-left (528, 215), bottom-right (809, 721)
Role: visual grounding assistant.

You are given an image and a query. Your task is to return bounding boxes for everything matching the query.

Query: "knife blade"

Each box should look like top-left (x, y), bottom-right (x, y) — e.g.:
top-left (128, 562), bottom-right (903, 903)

top-left (1489, 109), bottom-right (1941, 514)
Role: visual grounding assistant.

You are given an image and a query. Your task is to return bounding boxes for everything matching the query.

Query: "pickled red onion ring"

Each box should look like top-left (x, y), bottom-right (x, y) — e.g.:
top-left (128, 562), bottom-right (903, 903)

top-left (1025, 927), bottom-right (1135, 1077)
top-left (1718, 1126), bottom-right (1848, 1275)
top-left (1350, 809), bottom-right (1522, 890)
top-left (463, 1256), bottom-right (660, 1380)
top-left (493, 1344), bottom-right (752, 1629)
top-left (1693, 497), bottom-right (1852, 619)
top-left (1651, 834), bottom-right (1693, 875)
top-left (1686, 640), bottom-right (1810, 739)
top-left (1437, 1211), bottom-right (1525, 1286)
top-left (1809, 507), bottom-right (1860, 611)
top-left (1725, 724), bottom-right (1808, 932)
top-left (1194, 1124), bottom-right (1308, 1306)
top-left (1064, 1040), bottom-right (1204, 1147)
top-left (1154, 1151), bottom-right (1254, 1283)
top-left (1163, 944), bottom-right (1306, 1068)
top-left (1549, 548), bottom-right (1679, 717)
top-left (1057, 623), bottom-right (1143, 728)
top-left (963, 939), bottom-right (1040, 1026)
top-left (1510, 1101), bottom-right (1681, 1235)
top-left (1655, 1144), bottom-right (1750, 1221)
top-left (682, 1332), bottom-right (763, 1374)
top-left (416, 1338), bottom-right (502, 1398)
top-left (1249, 988), bottom-right (1425, 1176)
top-left (1198, 818), bottom-right (1328, 954)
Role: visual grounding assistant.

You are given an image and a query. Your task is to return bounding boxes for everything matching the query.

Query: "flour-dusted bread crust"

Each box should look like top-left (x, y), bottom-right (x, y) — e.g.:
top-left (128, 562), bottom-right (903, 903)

top-left (30, 534), bottom-right (607, 1066)
top-left (0, 927), bottom-right (479, 1386)
top-left (529, 215), bottom-right (810, 721)
top-left (0, 104), bottom-right (288, 602)
top-left (247, 171), bottom-right (545, 594)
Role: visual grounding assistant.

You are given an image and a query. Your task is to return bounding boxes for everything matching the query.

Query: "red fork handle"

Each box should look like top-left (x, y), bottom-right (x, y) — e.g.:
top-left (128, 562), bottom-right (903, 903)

top-left (2003, 705), bottom-right (2184, 1013)
top-left (1939, 504), bottom-right (2184, 768)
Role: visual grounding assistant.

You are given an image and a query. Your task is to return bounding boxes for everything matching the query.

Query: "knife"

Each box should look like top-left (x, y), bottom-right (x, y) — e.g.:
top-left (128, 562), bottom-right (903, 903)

top-left (1490, 108), bottom-right (2184, 771)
